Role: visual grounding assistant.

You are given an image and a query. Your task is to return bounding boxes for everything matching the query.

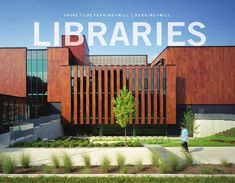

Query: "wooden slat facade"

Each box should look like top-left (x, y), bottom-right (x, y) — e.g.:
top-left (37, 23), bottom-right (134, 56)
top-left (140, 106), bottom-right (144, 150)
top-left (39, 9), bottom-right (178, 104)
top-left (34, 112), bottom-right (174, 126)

top-left (92, 66), bottom-right (96, 124)
top-left (147, 67), bottom-right (151, 124)
top-left (110, 66), bottom-right (115, 124)
top-left (62, 65), bottom-right (176, 125)
top-left (0, 48), bottom-right (27, 97)
top-left (129, 67), bottom-right (133, 124)
top-left (150, 47), bottom-right (235, 105)
top-left (104, 66), bottom-right (108, 124)
top-left (135, 66), bottom-right (139, 124)
top-left (153, 67), bottom-right (158, 124)
top-left (80, 66), bottom-right (84, 124)
top-left (141, 66), bottom-right (145, 124)
top-left (159, 66), bottom-right (164, 124)
top-left (98, 66), bottom-right (102, 124)
top-left (74, 66), bottom-right (78, 124)
top-left (86, 66), bottom-right (90, 124)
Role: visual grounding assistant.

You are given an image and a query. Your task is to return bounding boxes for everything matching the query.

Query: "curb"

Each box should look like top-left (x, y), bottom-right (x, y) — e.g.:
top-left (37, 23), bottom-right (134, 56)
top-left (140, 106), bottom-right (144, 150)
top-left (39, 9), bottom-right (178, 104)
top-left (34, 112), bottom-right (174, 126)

top-left (0, 174), bottom-right (235, 178)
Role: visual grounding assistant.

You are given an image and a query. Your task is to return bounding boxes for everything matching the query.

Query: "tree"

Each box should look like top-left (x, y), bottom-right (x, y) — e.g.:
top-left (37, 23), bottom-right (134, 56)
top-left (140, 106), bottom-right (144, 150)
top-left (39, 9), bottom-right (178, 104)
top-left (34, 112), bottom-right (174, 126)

top-left (182, 107), bottom-right (199, 137)
top-left (113, 88), bottom-right (136, 143)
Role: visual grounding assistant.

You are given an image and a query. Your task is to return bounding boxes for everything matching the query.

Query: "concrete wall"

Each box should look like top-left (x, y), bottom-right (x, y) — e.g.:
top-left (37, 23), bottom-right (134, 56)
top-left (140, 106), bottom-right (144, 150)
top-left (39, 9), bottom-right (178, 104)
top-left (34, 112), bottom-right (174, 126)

top-left (194, 114), bottom-right (235, 137)
top-left (9, 115), bottom-right (63, 146)
top-left (0, 132), bottom-right (10, 148)
top-left (34, 119), bottom-right (63, 140)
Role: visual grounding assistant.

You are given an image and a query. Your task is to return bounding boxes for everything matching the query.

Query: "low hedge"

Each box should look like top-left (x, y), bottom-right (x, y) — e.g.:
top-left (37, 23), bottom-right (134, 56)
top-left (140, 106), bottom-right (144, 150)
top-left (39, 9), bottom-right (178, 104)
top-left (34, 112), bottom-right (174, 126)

top-left (13, 139), bottom-right (143, 148)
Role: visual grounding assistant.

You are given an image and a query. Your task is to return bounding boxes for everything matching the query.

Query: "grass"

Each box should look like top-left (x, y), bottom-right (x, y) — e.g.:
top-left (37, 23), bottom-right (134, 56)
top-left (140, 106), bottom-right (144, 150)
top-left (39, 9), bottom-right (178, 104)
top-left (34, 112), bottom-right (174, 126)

top-left (120, 166), bottom-right (128, 174)
top-left (0, 153), bottom-right (6, 171)
top-left (41, 165), bottom-right (54, 174)
top-left (221, 159), bottom-right (232, 167)
top-left (168, 154), bottom-right (181, 173)
top-left (135, 159), bottom-right (144, 173)
top-left (161, 135), bottom-right (235, 147)
top-left (101, 155), bottom-right (111, 173)
top-left (151, 151), bottom-right (160, 167)
top-left (216, 127), bottom-right (235, 137)
top-left (13, 139), bottom-right (143, 148)
top-left (116, 153), bottom-right (126, 169)
top-left (199, 166), bottom-right (214, 174)
top-left (19, 152), bottom-right (31, 168)
top-left (11, 131), bottom-right (235, 148)
top-left (1, 156), bottom-right (16, 174)
top-left (0, 177), bottom-right (235, 183)
top-left (183, 152), bottom-right (193, 166)
top-left (62, 153), bottom-right (73, 173)
top-left (159, 159), bottom-right (170, 174)
top-left (82, 154), bottom-right (91, 170)
top-left (51, 153), bottom-right (60, 169)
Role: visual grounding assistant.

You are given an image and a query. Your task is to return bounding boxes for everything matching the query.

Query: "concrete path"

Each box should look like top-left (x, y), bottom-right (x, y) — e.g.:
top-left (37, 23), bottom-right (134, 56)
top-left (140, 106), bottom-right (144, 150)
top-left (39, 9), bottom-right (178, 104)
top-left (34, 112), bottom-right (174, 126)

top-left (1, 146), bottom-right (235, 166)
top-left (165, 147), bottom-right (235, 164)
top-left (0, 147), bottom-right (152, 166)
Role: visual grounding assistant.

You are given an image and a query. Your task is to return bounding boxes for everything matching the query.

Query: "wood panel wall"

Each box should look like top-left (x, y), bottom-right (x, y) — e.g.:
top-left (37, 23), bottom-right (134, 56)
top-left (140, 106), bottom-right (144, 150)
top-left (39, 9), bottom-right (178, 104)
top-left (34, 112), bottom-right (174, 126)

top-left (61, 66), bottom-right (71, 124)
top-left (0, 48), bottom-right (26, 97)
top-left (68, 65), bottom-right (176, 125)
top-left (151, 46), bottom-right (235, 104)
top-left (48, 48), bottom-right (70, 102)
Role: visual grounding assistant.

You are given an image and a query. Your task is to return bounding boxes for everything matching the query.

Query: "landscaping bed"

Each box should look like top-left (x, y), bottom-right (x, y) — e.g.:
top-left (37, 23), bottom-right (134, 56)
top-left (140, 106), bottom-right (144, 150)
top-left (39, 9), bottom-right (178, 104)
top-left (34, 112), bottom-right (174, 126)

top-left (11, 127), bottom-right (235, 148)
top-left (1, 176), bottom-right (235, 183)
top-left (1, 164), bottom-right (235, 175)
top-left (12, 139), bottom-right (143, 148)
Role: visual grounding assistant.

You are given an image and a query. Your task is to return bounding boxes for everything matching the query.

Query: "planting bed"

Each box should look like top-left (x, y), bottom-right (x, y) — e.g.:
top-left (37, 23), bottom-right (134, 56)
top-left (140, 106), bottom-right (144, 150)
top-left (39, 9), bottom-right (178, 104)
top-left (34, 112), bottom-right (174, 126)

top-left (1, 164), bottom-right (235, 175)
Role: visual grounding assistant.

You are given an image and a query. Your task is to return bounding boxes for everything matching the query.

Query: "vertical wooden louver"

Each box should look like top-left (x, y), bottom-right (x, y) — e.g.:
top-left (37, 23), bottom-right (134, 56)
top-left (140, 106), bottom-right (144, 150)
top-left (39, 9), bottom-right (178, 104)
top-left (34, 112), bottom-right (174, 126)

top-left (65, 65), bottom-right (176, 125)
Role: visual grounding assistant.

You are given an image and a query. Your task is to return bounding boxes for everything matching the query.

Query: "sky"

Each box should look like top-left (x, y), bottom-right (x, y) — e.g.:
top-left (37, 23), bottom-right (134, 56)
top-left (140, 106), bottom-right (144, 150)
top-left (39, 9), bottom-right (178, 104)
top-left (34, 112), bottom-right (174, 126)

top-left (0, 0), bottom-right (235, 62)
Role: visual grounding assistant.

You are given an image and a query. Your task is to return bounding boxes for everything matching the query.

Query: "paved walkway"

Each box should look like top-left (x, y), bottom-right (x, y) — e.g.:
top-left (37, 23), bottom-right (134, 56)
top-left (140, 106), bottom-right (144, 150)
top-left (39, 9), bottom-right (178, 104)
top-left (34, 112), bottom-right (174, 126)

top-left (0, 147), bottom-right (152, 166)
top-left (165, 147), bottom-right (235, 164)
top-left (1, 146), bottom-right (235, 166)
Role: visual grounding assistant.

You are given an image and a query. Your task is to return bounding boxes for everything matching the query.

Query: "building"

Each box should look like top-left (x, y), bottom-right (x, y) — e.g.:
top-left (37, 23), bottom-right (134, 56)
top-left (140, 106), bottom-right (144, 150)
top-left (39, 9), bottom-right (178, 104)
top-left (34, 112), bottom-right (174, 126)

top-left (150, 46), bottom-right (235, 122)
top-left (0, 35), bottom-right (234, 135)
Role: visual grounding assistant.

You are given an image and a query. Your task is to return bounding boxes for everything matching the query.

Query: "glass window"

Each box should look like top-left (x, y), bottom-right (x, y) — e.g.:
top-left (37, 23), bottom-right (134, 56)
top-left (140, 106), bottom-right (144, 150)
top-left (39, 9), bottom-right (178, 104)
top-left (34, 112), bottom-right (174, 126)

top-left (26, 50), bottom-right (48, 101)
top-left (43, 50), bottom-right (47, 59)
top-left (27, 60), bottom-right (31, 75)
top-left (32, 51), bottom-right (37, 59)
top-left (37, 51), bottom-right (43, 59)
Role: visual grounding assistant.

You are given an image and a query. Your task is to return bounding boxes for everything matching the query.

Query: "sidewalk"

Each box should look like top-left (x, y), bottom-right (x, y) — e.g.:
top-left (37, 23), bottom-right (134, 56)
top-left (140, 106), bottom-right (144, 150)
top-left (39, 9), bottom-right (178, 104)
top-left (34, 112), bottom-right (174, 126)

top-left (0, 147), bottom-right (152, 166)
top-left (1, 146), bottom-right (235, 166)
top-left (165, 147), bottom-right (235, 164)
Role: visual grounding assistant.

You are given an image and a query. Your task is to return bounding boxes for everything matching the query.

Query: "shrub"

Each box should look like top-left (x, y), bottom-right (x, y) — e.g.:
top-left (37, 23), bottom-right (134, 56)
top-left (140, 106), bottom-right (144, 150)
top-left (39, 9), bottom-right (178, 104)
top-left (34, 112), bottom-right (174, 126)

top-left (42, 165), bottom-right (54, 174)
top-left (200, 166), bottom-right (213, 174)
top-left (159, 159), bottom-right (170, 174)
top-left (182, 107), bottom-right (199, 137)
top-left (168, 154), bottom-right (181, 173)
top-left (2, 156), bottom-right (16, 174)
top-left (120, 166), bottom-right (128, 174)
top-left (82, 154), bottom-right (91, 170)
top-left (184, 152), bottom-right (193, 166)
top-left (135, 159), bottom-right (143, 173)
top-left (51, 153), bottom-right (60, 169)
top-left (116, 153), bottom-right (125, 169)
top-left (151, 152), bottom-right (160, 168)
top-left (221, 159), bottom-right (232, 167)
top-left (62, 153), bottom-right (73, 173)
top-left (19, 152), bottom-right (31, 168)
top-left (0, 153), bottom-right (6, 171)
top-left (101, 155), bottom-right (111, 173)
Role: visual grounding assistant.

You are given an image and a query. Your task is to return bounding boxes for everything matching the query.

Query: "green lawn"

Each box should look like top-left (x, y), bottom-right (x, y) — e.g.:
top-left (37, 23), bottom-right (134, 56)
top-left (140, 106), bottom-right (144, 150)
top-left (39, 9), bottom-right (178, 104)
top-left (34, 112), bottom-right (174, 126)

top-left (0, 176), bottom-right (235, 183)
top-left (11, 127), bottom-right (235, 148)
top-left (160, 135), bottom-right (235, 147)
